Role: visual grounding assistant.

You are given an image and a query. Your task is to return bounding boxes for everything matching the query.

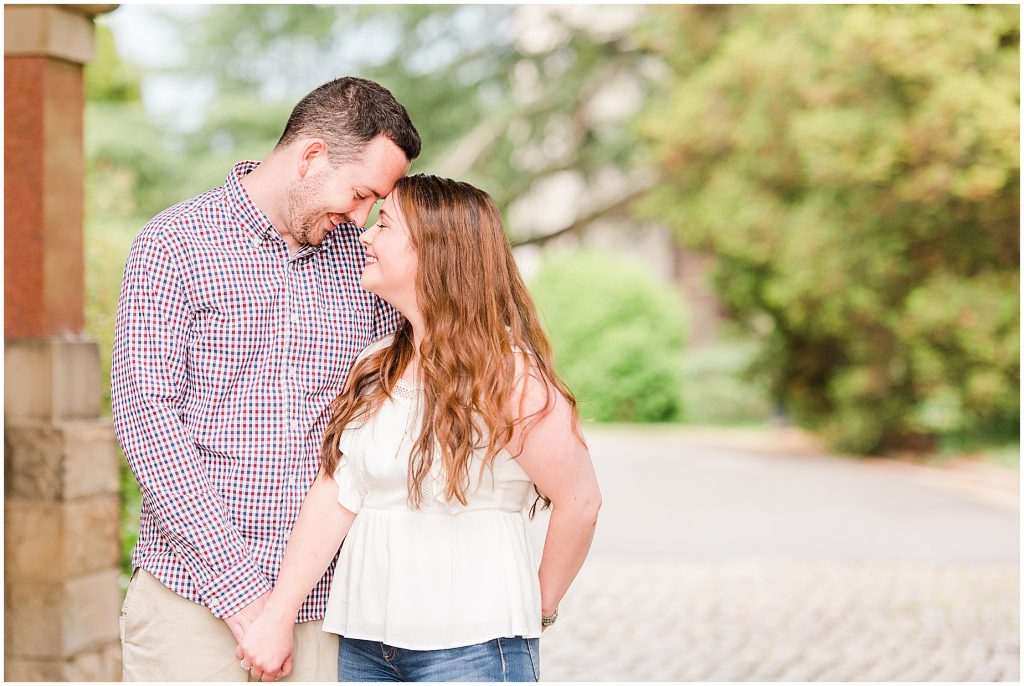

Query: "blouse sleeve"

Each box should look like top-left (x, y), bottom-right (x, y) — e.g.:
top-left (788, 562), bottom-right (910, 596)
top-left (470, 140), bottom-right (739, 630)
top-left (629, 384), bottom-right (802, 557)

top-left (333, 430), bottom-right (367, 514)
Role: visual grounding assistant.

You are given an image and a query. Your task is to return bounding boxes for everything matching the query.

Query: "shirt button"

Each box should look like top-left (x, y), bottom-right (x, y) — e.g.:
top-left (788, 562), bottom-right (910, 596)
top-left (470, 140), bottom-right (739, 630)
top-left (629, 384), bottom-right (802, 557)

top-left (250, 236), bottom-right (261, 248)
top-left (288, 367), bottom-right (296, 378)
top-left (290, 420), bottom-right (299, 432)
top-left (290, 313), bottom-right (300, 324)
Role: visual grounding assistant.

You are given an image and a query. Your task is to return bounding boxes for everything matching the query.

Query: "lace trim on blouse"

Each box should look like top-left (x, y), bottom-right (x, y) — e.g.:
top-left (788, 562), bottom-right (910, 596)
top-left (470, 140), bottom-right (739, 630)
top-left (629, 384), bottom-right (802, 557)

top-left (392, 377), bottom-right (420, 401)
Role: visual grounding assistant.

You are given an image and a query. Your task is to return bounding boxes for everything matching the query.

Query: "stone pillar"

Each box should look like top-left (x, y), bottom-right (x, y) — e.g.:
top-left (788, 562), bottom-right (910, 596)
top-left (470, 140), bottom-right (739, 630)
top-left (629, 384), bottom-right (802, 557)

top-left (5, 4), bottom-right (122, 681)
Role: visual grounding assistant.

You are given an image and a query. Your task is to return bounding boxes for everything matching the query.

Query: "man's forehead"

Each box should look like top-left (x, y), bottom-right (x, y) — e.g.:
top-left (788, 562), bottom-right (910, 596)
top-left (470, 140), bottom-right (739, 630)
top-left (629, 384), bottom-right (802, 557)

top-left (359, 174), bottom-right (403, 201)
top-left (329, 163), bottom-right (403, 199)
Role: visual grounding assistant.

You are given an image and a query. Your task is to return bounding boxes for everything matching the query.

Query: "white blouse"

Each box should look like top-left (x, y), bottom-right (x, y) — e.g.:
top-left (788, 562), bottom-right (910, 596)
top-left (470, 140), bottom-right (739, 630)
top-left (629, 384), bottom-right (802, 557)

top-left (322, 337), bottom-right (542, 650)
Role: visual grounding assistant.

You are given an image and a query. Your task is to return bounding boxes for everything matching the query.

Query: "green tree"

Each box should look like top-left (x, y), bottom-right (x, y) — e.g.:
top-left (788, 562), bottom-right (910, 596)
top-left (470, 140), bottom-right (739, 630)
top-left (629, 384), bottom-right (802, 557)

top-left (638, 6), bottom-right (1019, 453)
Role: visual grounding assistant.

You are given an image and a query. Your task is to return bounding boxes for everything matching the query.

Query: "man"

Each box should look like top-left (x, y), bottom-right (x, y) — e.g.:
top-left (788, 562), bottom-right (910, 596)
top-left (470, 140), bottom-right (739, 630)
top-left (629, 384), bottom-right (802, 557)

top-left (111, 76), bottom-right (421, 681)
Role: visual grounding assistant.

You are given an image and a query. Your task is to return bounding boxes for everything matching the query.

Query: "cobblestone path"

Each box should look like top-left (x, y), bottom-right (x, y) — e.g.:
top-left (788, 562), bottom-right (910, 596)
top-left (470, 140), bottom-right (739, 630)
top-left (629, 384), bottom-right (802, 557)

top-left (528, 426), bottom-right (1019, 682)
top-left (539, 557), bottom-right (1018, 681)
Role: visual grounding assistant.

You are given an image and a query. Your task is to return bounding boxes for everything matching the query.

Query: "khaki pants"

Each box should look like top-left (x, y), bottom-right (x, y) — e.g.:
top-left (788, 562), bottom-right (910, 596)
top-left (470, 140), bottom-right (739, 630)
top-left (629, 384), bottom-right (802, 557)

top-left (121, 569), bottom-right (338, 682)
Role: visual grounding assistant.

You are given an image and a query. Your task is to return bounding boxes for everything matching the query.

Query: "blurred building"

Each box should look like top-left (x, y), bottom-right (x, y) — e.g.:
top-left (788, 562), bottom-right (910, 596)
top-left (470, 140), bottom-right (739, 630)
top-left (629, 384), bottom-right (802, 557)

top-left (505, 5), bottom-right (723, 348)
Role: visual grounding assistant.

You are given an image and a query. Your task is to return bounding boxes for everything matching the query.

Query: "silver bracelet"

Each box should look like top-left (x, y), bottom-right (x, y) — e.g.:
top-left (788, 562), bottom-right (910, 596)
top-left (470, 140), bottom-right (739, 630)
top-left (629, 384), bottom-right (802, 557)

top-left (541, 608), bottom-right (558, 628)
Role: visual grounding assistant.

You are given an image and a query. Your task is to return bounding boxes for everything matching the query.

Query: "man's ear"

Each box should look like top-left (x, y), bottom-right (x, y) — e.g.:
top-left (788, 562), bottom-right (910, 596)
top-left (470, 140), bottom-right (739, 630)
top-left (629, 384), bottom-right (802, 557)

top-left (296, 139), bottom-right (327, 178)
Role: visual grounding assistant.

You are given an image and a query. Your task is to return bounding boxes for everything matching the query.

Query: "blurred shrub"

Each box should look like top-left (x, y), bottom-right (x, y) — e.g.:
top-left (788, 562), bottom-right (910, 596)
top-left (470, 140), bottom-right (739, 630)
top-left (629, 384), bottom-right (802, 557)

top-left (529, 250), bottom-right (686, 422)
top-left (680, 336), bottom-right (774, 425)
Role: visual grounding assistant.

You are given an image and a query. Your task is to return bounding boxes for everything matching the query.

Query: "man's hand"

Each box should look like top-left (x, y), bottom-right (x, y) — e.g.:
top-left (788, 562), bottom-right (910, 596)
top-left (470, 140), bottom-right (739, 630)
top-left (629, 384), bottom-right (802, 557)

top-left (236, 603), bottom-right (296, 682)
top-left (222, 591), bottom-right (271, 645)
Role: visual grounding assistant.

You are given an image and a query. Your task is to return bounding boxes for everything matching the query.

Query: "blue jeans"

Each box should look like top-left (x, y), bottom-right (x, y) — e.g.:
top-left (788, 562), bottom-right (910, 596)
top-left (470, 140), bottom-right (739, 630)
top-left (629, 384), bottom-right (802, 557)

top-left (337, 636), bottom-right (540, 682)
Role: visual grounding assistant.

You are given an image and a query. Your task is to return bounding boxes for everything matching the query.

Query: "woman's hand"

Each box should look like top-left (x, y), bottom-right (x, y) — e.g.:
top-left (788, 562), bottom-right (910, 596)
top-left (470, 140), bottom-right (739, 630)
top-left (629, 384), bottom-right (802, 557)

top-left (236, 605), bottom-right (295, 682)
top-left (511, 358), bottom-right (601, 629)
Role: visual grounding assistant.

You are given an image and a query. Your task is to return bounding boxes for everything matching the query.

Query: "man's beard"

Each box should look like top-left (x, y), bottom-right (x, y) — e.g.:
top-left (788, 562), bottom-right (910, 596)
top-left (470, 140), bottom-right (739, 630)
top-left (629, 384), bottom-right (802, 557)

top-left (286, 171), bottom-right (326, 246)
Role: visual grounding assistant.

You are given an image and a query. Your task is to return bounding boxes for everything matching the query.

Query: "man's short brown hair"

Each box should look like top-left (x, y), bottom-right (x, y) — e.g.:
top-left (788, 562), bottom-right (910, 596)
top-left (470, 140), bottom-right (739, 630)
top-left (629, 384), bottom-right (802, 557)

top-left (277, 76), bottom-right (421, 164)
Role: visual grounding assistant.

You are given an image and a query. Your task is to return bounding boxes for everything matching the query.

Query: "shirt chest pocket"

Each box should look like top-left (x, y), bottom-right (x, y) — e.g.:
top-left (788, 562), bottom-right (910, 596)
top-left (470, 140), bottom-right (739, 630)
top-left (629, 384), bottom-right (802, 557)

top-left (187, 294), bottom-right (272, 386)
top-left (318, 255), bottom-right (375, 313)
top-left (318, 265), bottom-right (376, 337)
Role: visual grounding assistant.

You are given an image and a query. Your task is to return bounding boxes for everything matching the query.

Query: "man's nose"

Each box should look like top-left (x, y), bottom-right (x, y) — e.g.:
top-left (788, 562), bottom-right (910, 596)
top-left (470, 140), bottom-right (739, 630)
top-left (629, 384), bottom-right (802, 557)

top-left (350, 203), bottom-right (374, 228)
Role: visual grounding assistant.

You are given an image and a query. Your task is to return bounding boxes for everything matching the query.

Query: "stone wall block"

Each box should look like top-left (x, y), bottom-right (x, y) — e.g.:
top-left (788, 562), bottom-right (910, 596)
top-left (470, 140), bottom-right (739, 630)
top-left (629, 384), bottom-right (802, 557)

top-left (7, 641), bottom-right (121, 682)
top-left (5, 569), bottom-right (121, 659)
top-left (51, 338), bottom-right (102, 420)
top-left (4, 425), bottom-right (64, 499)
top-left (4, 340), bottom-right (54, 421)
top-left (5, 577), bottom-right (63, 657)
top-left (6, 495), bottom-right (120, 581)
top-left (65, 640), bottom-right (121, 681)
top-left (5, 419), bottom-right (119, 500)
top-left (5, 338), bottom-right (101, 422)
top-left (4, 500), bottom-right (62, 583)
top-left (64, 495), bottom-right (121, 575)
top-left (63, 420), bottom-right (120, 499)
top-left (4, 657), bottom-right (64, 682)
top-left (62, 569), bottom-right (122, 656)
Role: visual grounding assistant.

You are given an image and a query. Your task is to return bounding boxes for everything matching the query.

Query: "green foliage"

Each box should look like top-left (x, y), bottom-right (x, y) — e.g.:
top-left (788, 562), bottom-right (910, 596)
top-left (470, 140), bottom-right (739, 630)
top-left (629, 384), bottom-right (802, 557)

top-left (120, 450), bottom-right (141, 576)
top-left (638, 6), bottom-right (1019, 453)
top-left (680, 336), bottom-right (774, 425)
top-left (84, 211), bottom-right (143, 578)
top-left (86, 102), bottom-right (188, 221)
top-left (85, 24), bottom-right (142, 103)
top-left (85, 215), bottom-right (143, 412)
top-left (529, 251), bottom-right (687, 422)
top-left (83, 29), bottom-right (150, 575)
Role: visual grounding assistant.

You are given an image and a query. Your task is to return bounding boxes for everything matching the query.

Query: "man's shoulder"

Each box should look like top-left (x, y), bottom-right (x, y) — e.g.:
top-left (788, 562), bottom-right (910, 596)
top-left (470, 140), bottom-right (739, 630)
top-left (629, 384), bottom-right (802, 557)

top-left (134, 186), bottom-right (226, 250)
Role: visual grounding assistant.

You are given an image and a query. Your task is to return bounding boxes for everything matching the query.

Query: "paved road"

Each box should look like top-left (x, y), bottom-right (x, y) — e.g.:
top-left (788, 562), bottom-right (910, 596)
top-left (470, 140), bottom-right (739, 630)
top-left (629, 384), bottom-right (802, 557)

top-left (526, 425), bottom-right (1019, 681)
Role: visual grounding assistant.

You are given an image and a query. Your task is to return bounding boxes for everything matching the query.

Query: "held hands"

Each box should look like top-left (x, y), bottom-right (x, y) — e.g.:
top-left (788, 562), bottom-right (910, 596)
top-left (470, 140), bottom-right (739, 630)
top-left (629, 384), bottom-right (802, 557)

top-left (236, 603), bottom-right (296, 682)
top-left (223, 591), bottom-right (270, 645)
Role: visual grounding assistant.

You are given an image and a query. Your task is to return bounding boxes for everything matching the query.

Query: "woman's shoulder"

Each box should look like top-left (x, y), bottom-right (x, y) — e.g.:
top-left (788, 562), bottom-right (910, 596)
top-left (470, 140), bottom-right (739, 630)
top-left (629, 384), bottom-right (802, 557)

top-left (355, 335), bottom-right (395, 364)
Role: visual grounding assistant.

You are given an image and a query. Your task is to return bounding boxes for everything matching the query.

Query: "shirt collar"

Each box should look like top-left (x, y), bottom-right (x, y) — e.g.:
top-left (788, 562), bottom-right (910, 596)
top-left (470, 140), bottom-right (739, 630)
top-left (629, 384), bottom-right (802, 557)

top-left (224, 160), bottom-right (276, 248)
top-left (224, 160), bottom-right (359, 257)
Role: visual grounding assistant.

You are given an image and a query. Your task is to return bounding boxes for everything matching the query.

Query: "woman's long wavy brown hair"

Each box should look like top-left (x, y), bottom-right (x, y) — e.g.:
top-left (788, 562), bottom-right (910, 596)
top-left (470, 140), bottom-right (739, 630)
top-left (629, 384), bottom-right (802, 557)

top-left (320, 174), bottom-right (583, 514)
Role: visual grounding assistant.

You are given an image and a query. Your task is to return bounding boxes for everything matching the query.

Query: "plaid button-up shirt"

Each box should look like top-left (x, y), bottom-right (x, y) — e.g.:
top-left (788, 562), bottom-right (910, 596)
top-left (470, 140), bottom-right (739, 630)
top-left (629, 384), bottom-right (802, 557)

top-left (111, 161), bottom-right (401, 621)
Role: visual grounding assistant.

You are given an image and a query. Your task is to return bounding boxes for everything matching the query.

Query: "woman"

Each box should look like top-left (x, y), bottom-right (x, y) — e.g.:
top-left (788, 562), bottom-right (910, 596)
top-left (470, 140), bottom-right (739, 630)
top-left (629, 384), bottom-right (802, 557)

top-left (238, 174), bottom-right (601, 682)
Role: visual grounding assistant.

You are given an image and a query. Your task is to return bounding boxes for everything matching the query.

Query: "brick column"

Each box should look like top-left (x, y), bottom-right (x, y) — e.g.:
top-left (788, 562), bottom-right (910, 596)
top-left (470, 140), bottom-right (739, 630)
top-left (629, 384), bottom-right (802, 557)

top-left (4, 4), bottom-right (122, 681)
